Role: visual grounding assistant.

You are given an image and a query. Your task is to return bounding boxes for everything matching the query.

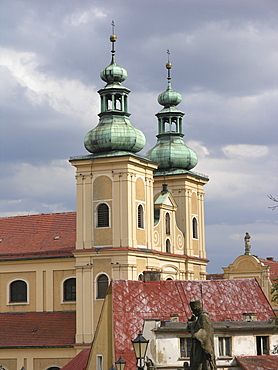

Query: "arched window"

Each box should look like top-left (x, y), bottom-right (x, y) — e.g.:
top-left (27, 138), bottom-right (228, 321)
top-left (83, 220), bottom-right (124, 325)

top-left (192, 217), bottom-right (198, 239)
top-left (97, 203), bottom-right (109, 227)
top-left (137, 204), bottom-right (144, 229)
top-left (166, 239), bottom-right (171, 253)
top-left (10, 280), bottom-right (27, 303)
top-left (166, 277), bottom-right (173, 281)
top-left (63, 278), bottom-right (76, 302)
top-left (47, 367), bottom-right (60, 370)
top-left (165, 213), bottom-right (170, 235)
top-left (97, 274), bottom-right (109, 299)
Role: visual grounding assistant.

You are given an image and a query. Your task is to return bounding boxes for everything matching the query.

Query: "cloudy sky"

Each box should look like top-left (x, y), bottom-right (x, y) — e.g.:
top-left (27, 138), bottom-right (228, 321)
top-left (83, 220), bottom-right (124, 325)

top-left (1, 0), bottom-right (277, 273)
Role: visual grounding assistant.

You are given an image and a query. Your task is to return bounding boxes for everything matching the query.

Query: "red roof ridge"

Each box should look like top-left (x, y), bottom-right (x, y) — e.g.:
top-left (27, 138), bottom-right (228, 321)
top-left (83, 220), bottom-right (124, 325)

top-left (0, 211), bottom-right (76, 220)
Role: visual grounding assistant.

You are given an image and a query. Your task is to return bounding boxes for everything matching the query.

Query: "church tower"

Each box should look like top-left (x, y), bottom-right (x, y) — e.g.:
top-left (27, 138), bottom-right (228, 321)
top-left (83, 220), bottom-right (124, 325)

top-left (70, 32), bottom-right (209, 345)
top-left (146, 54), bottom-right (209, 275)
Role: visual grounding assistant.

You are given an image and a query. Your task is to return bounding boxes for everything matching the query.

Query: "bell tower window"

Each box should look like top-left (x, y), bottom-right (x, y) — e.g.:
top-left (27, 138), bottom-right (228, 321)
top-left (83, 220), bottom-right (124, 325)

top-left (166, 239), bottom-right (171, 253)
top-left (137, 204), bottom-right (144, 229)
top-left (192, 217), bottom-right (198, 239)
top-left (166, 212), bottom-right (170, 235)
top-left (97, 203), bottom-right (109, 227)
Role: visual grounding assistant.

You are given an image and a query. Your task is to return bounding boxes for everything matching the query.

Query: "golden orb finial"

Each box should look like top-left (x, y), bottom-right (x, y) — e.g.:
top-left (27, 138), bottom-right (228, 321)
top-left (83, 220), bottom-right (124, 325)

top-left (166, 49), bottom-right (172, 69)
top-left (110, 21), bottom-right (117, 42)
top-left (110, 34), bottom-right (117, 42)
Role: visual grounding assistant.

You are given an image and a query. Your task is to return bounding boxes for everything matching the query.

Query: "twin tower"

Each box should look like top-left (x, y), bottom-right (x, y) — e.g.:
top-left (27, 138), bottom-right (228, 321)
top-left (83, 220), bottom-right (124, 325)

top-left (70, 33), bottom-right (209, 344)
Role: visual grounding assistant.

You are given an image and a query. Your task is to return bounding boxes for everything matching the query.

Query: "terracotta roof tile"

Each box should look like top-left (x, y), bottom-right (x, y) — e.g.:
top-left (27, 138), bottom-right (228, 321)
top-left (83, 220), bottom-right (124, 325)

top-left (60, 348), bottom-right (90, 370)
top-left (0, 212), bottom-right (76, 260)
top-left (236, 355), bottom-right (278, 369)
top-left (0, 311), bottom-right (76, 347)
top-left (206, 273), bottom-right (224, 280)
top-left (111, 279), bottom-right (275, 370)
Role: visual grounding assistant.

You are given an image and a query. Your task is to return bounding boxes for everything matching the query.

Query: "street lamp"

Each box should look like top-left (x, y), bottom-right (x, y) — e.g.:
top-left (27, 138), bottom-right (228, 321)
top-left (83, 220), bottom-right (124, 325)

top-left (131, 333), bottom-right (149, 370)
top-left (108, 366), bottom-right (117, 370)
top-left (115, 356), bottom-right (126, 370)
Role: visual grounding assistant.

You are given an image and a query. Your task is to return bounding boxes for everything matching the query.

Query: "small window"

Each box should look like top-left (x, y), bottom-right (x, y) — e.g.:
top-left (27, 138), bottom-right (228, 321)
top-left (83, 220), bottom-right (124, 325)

top-left (97, 203), bottom-right (109, 227)
top-left (180, 338), bottom-right (192, 358)
top-left (137, 204), bottom-right (144, 229)
top-left (192, 217), bottom-right (198, 239)
top-left (10, 280), bottom-right (27, 303)
top-left (97, 274), bottom-right (109, 299)
top-left (256, 336), bottom-right (269, 355)
top-left (166, 239), bottom-right (171, 253)
top-left (47, 367), bottom-right (60, 370)
top-left (63, 278), bottom-right (76, 302)
top-left (219, 337), bottom-right (231, 357)
top-left (165, 213), bottom-right (170, 235)
top-left (97, 355), bottom-right (103, 370)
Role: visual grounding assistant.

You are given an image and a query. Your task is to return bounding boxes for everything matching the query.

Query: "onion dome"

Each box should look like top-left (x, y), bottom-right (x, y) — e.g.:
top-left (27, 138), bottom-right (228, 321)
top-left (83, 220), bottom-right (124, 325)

top-left (145, 51), bottom-right (198, 170)
top-left (157, 62), bottom-right (182, 107)
top-left (84, 25), bottom-right (145, 154)
top-left (100, 34), bottom-right (128, 84)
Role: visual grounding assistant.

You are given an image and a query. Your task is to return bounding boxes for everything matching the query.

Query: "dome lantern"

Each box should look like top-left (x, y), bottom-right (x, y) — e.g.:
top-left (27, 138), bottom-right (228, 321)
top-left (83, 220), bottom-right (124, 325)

top-left (145, 51), bottom-right (198, 171)
top-left (84, 22), bottom-right (146, 154)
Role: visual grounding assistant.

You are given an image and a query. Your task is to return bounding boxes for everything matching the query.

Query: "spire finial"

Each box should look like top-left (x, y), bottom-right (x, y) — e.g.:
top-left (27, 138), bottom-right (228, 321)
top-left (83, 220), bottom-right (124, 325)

top-left (166, 49), bottom-right (172, 83)
top-left (110, 20), bottom-right (117, 54)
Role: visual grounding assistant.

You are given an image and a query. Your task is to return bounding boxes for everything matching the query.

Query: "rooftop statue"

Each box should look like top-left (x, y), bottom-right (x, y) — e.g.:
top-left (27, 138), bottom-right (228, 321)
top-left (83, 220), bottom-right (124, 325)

top-left (244, 232), bottom-right (251, 255)
top-left (187, 300), bottom-right (216, 370)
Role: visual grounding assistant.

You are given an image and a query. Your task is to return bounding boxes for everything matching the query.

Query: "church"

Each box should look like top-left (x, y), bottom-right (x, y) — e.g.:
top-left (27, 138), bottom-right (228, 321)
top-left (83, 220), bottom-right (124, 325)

top-left (0, 31), bottom-right (209, 370)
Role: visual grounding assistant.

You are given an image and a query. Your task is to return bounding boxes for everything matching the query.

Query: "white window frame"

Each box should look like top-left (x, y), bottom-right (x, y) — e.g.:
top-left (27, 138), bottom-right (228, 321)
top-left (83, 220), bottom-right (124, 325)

top-left (61, 276), bottom-right (76, 304)
top-left (95, 272), bottom-right (110, 300)
top-left (256, 335), bottom-right (269, 355)
top-left (192, 216), bottom-right (198, 239)
top-left (179, 337), bottom-right (192, 358)
top-left (95, 202), bottom-right (111, 228)
top-left (97, 354), bottom-right (103, 370)
top-left (137, 203), bottom-right (145, 229)
top-left (7, 277), bottom-right (29, 306)
top-left (218, 336), bottom-right (232, 357)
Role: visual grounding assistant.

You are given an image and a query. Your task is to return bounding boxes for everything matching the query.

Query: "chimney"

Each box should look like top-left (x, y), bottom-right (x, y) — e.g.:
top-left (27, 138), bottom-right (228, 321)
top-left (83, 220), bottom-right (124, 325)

top-left (170, 314), bottom-right (179, 322)
top-left (142, 270), bottom-right (161, 282)
top-left (243, 312), bottom-right (258, 322)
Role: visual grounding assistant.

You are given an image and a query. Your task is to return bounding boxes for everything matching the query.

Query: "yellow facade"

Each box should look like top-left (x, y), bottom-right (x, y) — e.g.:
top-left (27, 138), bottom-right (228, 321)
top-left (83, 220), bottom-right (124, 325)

top-left (0, 257), bottom-right (78, 370)
top-left (223, 254), bottom-right (278, 311)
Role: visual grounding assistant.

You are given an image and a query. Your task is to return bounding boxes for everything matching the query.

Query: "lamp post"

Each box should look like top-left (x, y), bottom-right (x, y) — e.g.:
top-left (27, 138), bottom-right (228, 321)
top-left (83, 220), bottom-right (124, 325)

top-left (131, 333), bottom-right (149, 370)
top-left (115, 356), bottom-right (126, 370)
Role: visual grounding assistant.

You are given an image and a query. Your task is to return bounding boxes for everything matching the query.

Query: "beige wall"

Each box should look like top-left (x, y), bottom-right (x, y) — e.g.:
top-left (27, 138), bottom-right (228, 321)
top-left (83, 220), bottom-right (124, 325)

top-left (0, 258), bottom-right (76, 313)
top-left (0, 347), bottom-right (77, 370)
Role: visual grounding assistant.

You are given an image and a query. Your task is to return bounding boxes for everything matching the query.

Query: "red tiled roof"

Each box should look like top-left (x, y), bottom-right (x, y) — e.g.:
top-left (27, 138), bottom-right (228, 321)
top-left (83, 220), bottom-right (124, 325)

top-left (60, 348), bottom-right (90, 370)
top-left (0, 311), bottom-right (76, 347)
top-left (111, 279), bottom-right (275, 370)
top-left (206, 273), bottom-right (224, 280)
top-left (0, 212), bottom-right (76, 260)
top-left (259, 258), bottom-right (278, 283)
top-left (236, 355), bottom-right (278, 369)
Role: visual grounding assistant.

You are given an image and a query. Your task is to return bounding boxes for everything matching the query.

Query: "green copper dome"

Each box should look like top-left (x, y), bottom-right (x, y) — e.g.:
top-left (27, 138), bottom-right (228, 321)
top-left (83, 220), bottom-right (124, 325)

top-left (145, 55), bottom-right (198, 170)
top-left (146, 135), bottom-right (198, 170)
top-left (84, 115), bottom-right (146, 153)
top-left (84, 32), bottom-right (145, 154)
top-left (100, 54), bottom-right (127, 84)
